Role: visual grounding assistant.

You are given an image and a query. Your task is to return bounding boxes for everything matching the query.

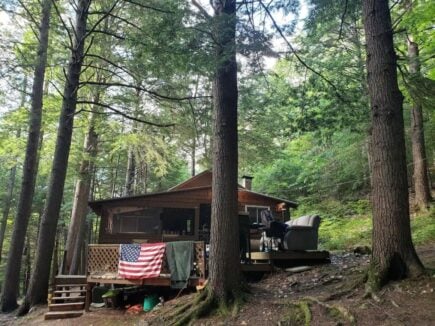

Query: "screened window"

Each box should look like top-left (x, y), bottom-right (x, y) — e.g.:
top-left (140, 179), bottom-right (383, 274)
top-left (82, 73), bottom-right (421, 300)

top-left (245, 205), bottom-right (270, 224)
top-left (113, 208), bottom-right (161, 234)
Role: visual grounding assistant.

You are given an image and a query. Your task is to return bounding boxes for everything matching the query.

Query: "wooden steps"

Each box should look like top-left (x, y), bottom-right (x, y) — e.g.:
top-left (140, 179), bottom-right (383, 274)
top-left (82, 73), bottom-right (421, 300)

top-left (54, 289), bottom-right (86, 294)
top-left (44, 275), bottom-right (87, 320)
top-left (51, 295), bottom-right (86, 302)
top-left (48, 302), bottom-right (85, 312)
top-left (45, 310), bottom-right (84, 320)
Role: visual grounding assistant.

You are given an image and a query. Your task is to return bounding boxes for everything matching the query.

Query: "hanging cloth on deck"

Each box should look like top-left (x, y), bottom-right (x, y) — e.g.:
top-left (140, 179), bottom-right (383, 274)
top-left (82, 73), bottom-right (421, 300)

top-left (165, 241), bottom-right (194, 289)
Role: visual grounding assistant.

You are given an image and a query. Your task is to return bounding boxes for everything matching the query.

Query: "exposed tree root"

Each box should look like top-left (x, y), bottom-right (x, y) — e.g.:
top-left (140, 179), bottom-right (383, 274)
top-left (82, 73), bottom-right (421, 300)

top-left (324, 273), bottom-right (367, 301)
top-left (160, 286), bottom-right (247, 326)
top-left (279, 300), bottom-right (311, 326)
top-left (16, 299), bottom-right (30, 317)
top-left (365, 254), bottom-right (427, 296)
top-left (298, 301), bottom-right (312, 326)
top-left (171, 290), bottom-right (216, 326)
top-left (303, 296), bottom-right (356, 325)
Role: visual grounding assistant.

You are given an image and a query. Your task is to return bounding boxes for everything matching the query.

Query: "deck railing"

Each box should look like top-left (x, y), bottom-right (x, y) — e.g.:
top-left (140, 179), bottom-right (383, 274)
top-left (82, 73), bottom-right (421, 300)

top-left (87, 242), bottom-right (206, 279)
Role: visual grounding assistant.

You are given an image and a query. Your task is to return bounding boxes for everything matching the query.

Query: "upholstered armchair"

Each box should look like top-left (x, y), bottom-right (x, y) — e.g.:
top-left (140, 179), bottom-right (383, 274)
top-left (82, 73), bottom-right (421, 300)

top-left (283, 215), bottom-right (321, 250)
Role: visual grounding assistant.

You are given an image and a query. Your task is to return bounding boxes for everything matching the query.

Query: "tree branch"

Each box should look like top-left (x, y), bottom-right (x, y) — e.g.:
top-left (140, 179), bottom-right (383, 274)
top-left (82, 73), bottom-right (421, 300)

top-left (89, 29), bottom-right (126, 40)
top-left (338, 0), bottom-right (348, 40)
top-left (76, 100), bottom-right (175, 127)
top-left (123, 0), bottom-right (174, 14)
top-left (51, 0), bottom-right (74, 48)
top-left (84, 53), bottom-right (135, 78)
top-left (85, 0), bottom-right (120, 39)
top-left (17, 0), bottom-right (40, 37)
top-left (80, 81), bottom-right (212, 102)
top-left (192, 0), bottom-right (211, 19)
top-left (258, 0), bottom-right (347, 103)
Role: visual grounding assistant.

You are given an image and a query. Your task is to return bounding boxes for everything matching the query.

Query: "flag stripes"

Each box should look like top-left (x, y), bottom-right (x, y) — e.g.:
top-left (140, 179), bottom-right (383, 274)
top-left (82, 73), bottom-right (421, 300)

top-left (118, 243), bottom-right (166, 279)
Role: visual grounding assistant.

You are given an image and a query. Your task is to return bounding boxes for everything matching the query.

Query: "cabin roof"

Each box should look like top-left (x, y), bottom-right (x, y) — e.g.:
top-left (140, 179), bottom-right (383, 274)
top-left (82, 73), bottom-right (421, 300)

top-left (89, 171), bottom-right (297, 211)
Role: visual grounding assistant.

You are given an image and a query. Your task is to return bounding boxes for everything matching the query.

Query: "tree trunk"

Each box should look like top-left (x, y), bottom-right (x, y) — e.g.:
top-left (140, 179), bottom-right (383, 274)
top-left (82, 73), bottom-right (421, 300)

top-left (64, 102), bottom-right (98, 274)
top-left (22, 237), bottom-right (31, 296)
top-left (0, 0), bottom-right (52, 312)
top-left (50, 233), bottom-right (59, 289)
top-left (111, 153), bottom-right (121, 196)
top-left (407, 36), bottom-right (431, 211)
top-left (124, 88), bottom-right (140, 196)
top-left (362, 0), bottom-right (425, 289)
top-left (209, 0), bottom-right (241, 302)
top-left (124, 149), bottom-right (135, 196)
top-left (0, 128), bottom-right (21, 264)
top-left (19, 0), bottom-right (90, 313)
top-left (191, 137), bottom-right (196, 176)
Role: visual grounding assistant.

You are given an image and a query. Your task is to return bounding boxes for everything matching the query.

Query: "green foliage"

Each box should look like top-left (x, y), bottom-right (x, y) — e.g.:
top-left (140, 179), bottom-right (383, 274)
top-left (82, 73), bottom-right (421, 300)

top-left (252, 131), bottom-right (370, 201)
top-left (411, 207), bottom-right (435, 246)
top-left (299, 201), bottom-right (435, 251)
top-left (281, 301), bottom-right (311, 326)
top-left (296, 198), bottom-right (372, 250)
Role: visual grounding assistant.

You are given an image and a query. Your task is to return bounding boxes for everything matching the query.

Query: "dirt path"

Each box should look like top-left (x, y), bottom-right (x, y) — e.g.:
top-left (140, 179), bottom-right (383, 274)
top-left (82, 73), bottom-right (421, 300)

top-left (2, 243), bottom-right (434, 325)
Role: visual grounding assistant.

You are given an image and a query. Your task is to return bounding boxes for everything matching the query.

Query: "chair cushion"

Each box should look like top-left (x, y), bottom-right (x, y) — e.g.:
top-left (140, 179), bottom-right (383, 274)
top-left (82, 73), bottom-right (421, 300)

top-left (286, 215), bottom-right (320, 229)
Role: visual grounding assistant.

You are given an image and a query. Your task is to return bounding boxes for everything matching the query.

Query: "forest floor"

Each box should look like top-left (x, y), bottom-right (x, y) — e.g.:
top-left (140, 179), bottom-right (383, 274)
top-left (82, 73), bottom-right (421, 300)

top-left (1, 242), bottom-right (434, 326)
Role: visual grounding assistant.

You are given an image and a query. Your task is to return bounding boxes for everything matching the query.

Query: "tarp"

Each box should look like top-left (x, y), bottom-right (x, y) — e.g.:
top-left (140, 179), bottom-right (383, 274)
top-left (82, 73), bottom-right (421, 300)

top-left (165, 241), bottom-right (193, 289)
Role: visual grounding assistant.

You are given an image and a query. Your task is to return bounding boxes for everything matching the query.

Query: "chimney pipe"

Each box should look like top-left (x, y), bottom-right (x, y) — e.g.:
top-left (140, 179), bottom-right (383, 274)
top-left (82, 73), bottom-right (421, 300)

top-left (242, 175), bottom-right (253, 190)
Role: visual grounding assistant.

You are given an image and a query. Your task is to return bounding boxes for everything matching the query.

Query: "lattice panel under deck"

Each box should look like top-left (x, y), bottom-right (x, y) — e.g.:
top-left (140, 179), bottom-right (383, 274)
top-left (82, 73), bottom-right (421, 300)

top-left (88, 245), bottom-right (119, 274)
top-left (87, 242), bottom-right (205, 278)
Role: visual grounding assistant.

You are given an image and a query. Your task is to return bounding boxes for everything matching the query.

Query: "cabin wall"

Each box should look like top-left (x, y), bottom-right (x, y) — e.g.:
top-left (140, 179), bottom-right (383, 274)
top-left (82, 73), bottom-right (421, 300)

top-left (98, 189), bottom-right (209, 244)
top-left (96, 187), bottom-right (290, 244)
top-left (238, 191), bottom-right (289, 222)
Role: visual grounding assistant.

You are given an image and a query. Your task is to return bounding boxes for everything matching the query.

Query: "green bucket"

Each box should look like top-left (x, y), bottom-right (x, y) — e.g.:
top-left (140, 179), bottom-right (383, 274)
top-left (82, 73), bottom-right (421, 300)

top-left (143, 295), bottom-right (159, 312)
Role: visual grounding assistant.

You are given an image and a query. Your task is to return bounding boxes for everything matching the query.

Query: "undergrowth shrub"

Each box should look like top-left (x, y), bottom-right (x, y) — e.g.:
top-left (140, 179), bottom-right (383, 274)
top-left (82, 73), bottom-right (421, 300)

top-left (293, 199), bottom-right (434, 250)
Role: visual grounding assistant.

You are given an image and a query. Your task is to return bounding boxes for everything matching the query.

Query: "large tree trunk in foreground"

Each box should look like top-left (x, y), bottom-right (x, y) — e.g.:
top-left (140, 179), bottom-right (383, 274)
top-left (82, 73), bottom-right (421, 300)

top-left (0, 0), bottom-right (52, 312)
top-left (19, 0), bottom-right (90, 314)
top-left (407, 37), bottom-right (431, 211)
top-left (64, 107), bottom-right (98, 274)
top-left (209, 0), bottom-right (241, 302)
top-left (362, 0), bottom-right (425, 289)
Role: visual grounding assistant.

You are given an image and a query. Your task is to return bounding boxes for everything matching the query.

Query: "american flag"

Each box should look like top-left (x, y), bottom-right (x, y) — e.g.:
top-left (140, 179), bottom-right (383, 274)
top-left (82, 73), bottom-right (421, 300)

top-left (118, 243), bottom-right (166, 279)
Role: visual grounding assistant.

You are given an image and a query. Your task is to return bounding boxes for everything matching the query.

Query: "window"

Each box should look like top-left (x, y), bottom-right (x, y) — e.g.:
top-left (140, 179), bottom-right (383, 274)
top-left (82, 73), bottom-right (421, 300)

top-left (245, 205), bottom-right (270, 224)
top-left (113, 208), bottom-right (161, 234)
top-left (161, 208), bottom-right (195, 236)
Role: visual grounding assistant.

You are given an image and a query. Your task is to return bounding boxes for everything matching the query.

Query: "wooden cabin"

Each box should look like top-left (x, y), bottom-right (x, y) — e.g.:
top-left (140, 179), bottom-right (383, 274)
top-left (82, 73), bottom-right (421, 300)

top-left (62, 171), bottom-right (299, 313)
top-left (48, 173), bottom-right (328, 318)
top-left (88, 170), bottom-right (298, 245)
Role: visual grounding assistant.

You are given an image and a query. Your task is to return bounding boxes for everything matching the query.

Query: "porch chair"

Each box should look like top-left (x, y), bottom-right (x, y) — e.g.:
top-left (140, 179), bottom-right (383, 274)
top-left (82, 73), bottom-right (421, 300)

top-left (283, 215), bottom-right (321, 250)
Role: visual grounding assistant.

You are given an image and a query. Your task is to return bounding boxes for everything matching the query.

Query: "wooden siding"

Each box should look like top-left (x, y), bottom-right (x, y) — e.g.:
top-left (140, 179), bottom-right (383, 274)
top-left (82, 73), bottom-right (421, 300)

top-left (170, 171), bottom-right (213, 191)
top-left (94, 186), bottom-right (293, 244)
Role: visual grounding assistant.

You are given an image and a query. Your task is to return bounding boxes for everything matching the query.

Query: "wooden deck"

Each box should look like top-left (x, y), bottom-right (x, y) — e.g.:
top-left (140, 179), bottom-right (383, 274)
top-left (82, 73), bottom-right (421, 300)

top-left (85, 242), bottom-right (207, 311)
top-left (249, 250), bottom-right (330, 261)
top-left (242, 250), bottom-right (330, 271)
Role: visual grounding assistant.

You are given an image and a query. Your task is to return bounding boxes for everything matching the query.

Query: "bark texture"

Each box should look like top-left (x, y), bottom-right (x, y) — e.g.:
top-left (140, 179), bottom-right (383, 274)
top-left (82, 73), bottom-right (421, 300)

top-left (407, 37), bottom-right (431, 211)
top-left (19, 0), bottom-right (90, 313)
top-left (209, 0), bottom-right (241, 301)
top-left (64, 106), bottom-right (98, 274)
top-left (124, 149), bottom-right (136, 195)
top-left (0, 0), bottom-right (52, 312)
top-left (362, 0), bottom-right (425, 288)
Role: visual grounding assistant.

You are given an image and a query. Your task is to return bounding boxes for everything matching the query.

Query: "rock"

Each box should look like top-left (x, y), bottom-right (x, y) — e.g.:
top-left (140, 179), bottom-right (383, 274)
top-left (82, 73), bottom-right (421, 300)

top-left (353, 246), bottom-right (371, 255)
